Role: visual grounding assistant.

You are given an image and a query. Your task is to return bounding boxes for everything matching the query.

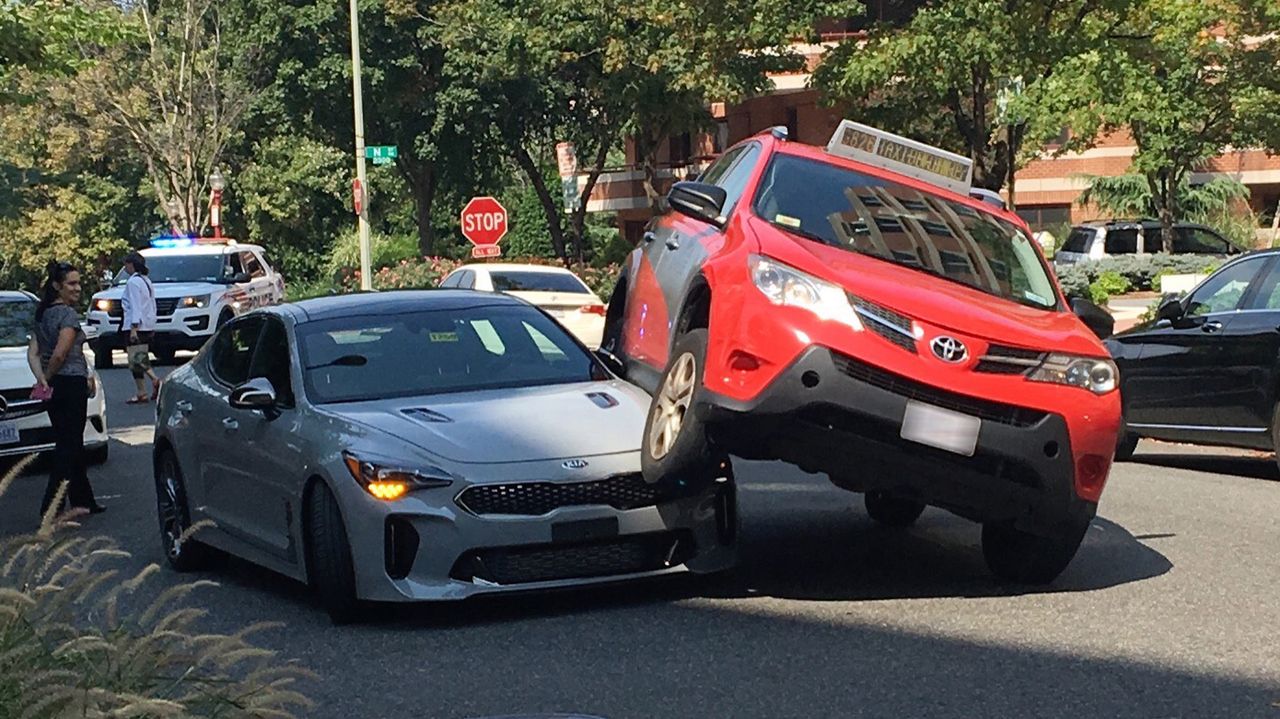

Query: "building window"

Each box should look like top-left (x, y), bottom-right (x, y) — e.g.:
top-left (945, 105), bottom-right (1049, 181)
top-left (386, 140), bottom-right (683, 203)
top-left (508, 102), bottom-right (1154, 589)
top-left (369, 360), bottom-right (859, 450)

top-left (1016, 204), bottom-right (1072, 232)
top-left (670, 132), bottom-right (693, 166)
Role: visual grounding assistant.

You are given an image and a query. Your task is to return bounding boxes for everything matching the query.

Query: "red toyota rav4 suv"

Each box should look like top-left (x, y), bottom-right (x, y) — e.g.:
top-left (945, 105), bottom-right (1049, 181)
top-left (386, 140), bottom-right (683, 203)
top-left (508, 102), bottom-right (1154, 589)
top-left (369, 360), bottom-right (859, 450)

top-left (602, 121), bottom-right (1122, 584)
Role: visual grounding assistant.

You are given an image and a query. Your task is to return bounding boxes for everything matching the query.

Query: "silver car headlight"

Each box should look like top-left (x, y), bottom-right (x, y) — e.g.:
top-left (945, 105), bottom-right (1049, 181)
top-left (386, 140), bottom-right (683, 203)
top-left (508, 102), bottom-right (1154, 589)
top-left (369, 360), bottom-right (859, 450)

top-left (748, 255), bottom-right (863, 330)
top-left (1028, 353), bottom-right (1118, 395)
top-left (181, 294), bottom-right (210, 309)
top-left (342, 450), bottom-right (454, 501)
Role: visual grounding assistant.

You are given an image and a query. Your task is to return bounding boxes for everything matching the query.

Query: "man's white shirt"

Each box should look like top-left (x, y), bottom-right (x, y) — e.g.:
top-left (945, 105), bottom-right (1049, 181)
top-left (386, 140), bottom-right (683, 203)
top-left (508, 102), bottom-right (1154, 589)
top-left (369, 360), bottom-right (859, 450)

top-left (123, 273), bottom-right (157, 332)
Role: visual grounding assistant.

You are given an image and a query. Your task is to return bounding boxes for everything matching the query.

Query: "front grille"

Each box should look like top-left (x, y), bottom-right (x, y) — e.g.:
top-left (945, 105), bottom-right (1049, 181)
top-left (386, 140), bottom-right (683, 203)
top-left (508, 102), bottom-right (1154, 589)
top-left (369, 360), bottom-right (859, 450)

top-left (832, 353), bottom-right (1048, 428)
top-left (450, 531), bottom-right (694, 585)
top-left (849, 295), bottom-right (916, 354)
top-left (0, 400), bottom-right (47, 421)
top-left (1, 388), bottom-right (32, 403)
top-left (156, 298), bottom-right (179, 316)
top-left (457, 474), bottom-right (661, 516)
top-left (974, 344), bottom-right (1047, 376)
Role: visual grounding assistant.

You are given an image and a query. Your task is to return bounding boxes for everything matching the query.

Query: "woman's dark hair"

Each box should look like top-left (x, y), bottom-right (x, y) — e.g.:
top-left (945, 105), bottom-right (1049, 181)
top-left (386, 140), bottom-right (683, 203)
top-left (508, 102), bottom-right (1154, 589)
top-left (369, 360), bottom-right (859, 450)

top-left (36, 260), bottom-right (77, 321)
top-left (124, 251), bottom-right (149, 275)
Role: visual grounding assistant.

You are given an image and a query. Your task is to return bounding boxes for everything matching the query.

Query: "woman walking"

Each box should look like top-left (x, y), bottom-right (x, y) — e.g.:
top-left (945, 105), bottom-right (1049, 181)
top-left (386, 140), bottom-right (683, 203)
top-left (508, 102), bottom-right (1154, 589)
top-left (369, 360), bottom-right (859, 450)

top-left (28, 260), bottom-right (104, 517)
top-left (121, 251), bottom-right (161, 403)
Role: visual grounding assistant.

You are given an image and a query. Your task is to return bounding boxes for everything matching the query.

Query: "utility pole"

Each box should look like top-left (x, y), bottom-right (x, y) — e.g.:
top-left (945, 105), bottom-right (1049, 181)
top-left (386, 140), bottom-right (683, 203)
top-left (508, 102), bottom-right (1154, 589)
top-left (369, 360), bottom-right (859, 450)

top-left (349, 0), bottom-right (372, 291)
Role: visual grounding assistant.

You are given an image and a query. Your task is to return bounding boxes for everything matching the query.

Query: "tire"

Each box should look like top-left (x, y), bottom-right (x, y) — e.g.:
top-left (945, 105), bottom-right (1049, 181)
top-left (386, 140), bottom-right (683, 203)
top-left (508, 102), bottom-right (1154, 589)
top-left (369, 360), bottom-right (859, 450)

top-left (87, 444), bottom-right (109, 466)
top-left (306, 482), bottom-right (360, 624)
top-left (981, 519), bottom-right (1089, 585)
top-left (155, 449), bottom-right (216, 572)
top-left (93, 341), bottom-right (113, 370)
top-left (1115, 432), bottom-right (1139, 461)
top-left (641, 329), bottom-right (718, 490)
top-left (864, 492), bottom-right (925, 527)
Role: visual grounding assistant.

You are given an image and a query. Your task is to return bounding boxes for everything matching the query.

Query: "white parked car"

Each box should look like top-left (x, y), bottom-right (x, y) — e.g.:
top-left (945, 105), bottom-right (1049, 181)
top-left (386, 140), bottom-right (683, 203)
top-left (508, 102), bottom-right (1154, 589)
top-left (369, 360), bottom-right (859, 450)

top-left (85, 239), bottom-right (285, 367)
top-left (0, 291), bottom-right (108, 464)
top-left (440, 263), bottom-right (606, 348)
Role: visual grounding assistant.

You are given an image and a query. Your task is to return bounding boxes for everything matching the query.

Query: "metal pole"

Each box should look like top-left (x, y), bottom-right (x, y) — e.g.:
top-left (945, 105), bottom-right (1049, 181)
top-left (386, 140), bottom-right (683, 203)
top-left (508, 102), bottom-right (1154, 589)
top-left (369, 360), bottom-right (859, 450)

top-left (349, 0), bottom-right (372, 291)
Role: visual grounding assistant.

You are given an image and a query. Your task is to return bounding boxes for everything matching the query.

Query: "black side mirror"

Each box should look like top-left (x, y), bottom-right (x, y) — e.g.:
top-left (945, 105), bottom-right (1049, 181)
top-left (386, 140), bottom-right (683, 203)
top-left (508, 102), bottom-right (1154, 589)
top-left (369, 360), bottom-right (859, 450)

top-left (1156, 294), bottom-right (1185, 322)
top-left (229, 377), bottom-right (278, 413)
top-left (1070, 297), bottom-right (1115, 339)
top-left (666, 181), bottom-right (727, 227)
top-left (593, 348), bottom-right (625, 376)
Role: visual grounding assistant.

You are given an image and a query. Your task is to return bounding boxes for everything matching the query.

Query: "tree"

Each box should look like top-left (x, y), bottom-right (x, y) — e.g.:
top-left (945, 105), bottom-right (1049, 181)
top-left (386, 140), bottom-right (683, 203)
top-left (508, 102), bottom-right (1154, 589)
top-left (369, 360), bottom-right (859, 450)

top-left (814, 0), bottom-right (1134, 203)
top-left (1073, 0), bottom-right (1280, 251)
top-left (1079, 174), bottom-right (1254, 246)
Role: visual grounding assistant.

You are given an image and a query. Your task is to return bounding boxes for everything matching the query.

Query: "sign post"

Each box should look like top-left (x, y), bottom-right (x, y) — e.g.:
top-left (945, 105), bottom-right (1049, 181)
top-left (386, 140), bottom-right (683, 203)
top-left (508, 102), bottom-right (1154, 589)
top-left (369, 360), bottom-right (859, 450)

top-left (460, 196), bottom-right (508, 259)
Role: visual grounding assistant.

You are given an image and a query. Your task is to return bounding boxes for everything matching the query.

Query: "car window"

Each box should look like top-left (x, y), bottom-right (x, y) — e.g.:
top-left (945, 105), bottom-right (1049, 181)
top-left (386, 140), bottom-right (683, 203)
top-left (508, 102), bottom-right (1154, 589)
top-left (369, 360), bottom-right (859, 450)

top-left (489, 271), bottom-right (588, 293)
top-left (1174, 228), bottom-right (1230, 254)
top-left (1141, 227), bottom-right (1163, 254)
top-left (1061, 228), bottom-right (1095, 254)
top-left (1103, 228), bottom-right (1138, 254)
top-left (225, 252), bottom-right (245, 281)
top-left (459, 270), bottom-right (476, 289)
top-left (697, 146), bottom-right (746, 186)
top-left (209, 317), bottom-right (264, 386)
top-left (439, 272), bottom-right (460, 288)
top-left (1245, 259), bottom-right (1280, 311)
top-left (297, 304), bottom-right (596, 403)
top-left (712, 143), bottom-right (762, 216)
top-left (242, 251), bottom-right (266, 279)
top-left (1187, 258), bottom-right (1266, 316)
top-left (0, 297), bottom-right (34, 348)
top-left (248, 318), bottom-right (294, 405)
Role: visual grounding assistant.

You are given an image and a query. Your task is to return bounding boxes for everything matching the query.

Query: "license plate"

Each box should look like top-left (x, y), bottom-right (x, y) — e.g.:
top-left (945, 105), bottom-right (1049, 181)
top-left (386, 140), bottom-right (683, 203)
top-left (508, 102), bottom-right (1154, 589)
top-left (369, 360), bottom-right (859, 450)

top-left (0, 424), bottom-right (18, 446)
top-left (900, 400), bottom-right (980, 456)
top-left (552, 516), bottom-right (619, 543)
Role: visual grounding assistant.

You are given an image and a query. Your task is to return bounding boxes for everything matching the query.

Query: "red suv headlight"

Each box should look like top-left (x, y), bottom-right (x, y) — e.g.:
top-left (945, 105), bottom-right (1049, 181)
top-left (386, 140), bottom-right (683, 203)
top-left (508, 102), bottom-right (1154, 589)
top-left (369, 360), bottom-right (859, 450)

top-left (748, 255), bottom-right (863, 330)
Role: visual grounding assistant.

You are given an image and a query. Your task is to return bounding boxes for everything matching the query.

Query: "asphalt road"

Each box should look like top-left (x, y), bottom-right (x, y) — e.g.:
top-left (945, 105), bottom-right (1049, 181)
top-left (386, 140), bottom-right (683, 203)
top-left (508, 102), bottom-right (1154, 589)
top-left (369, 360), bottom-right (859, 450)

top-left (3, 362), bottom-right (1279, 718)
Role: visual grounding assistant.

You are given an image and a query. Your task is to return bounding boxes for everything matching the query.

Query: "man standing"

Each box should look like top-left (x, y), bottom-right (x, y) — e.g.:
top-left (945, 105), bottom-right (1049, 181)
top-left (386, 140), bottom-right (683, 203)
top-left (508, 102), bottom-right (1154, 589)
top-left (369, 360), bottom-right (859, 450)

top-left (121, 251), bottom-right (161, 404)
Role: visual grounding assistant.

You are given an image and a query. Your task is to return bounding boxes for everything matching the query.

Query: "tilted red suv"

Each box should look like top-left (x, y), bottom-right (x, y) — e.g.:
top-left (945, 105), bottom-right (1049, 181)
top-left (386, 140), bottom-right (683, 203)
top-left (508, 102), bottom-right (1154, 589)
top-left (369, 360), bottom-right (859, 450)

top-left (602, 121), bottom-right (1122, 584)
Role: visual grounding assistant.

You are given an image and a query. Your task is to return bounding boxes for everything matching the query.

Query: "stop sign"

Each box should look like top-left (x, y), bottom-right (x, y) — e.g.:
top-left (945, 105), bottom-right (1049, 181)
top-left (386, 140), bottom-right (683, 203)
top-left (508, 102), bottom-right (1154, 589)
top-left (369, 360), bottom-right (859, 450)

top-left (460, 196), bottom-right (508, 247)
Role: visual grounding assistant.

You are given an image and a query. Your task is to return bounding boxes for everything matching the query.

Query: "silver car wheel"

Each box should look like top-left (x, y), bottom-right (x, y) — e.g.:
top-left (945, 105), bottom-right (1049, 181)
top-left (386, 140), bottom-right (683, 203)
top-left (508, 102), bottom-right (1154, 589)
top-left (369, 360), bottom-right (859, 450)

top-left (649, 351), bottom-right (696, 460)
top-left (158, 462), bottom-right (185, 560)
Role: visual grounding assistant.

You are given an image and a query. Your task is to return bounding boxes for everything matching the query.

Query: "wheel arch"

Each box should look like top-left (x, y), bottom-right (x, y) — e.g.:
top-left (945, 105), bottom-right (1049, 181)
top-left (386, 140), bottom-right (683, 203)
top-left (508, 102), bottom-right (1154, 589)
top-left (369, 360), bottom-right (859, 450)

top-left (674, 274), bottom-right (713, 337)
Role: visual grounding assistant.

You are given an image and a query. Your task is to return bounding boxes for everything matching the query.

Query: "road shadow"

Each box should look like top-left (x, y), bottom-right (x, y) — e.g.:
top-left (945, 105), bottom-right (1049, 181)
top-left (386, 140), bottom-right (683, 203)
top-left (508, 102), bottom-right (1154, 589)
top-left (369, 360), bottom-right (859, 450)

top-left (1127, 452), bottom-right (1279, 482)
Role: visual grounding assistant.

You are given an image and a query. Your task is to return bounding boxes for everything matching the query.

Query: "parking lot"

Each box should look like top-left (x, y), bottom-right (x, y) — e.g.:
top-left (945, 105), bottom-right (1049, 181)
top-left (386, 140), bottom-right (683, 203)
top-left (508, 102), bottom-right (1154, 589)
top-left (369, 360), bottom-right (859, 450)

top-left (2, 364), bottom-right (1278, 718)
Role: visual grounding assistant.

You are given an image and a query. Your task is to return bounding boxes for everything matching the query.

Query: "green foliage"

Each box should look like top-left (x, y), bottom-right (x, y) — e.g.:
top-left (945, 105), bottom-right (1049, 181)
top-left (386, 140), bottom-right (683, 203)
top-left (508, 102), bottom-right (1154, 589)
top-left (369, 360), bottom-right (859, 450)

top-left (1079, 174), bottom-right (1256, 248)
top-left (341, 255), bottom-right (623, 298)
top-left (1088, 270), bottom-right (1131, 303)
top-left (0, 456), bottom-right (315, 718)
top-left (1055, 253), bottom-right (1221, 298)
top-left (324, 229), bottom-right (419, 281)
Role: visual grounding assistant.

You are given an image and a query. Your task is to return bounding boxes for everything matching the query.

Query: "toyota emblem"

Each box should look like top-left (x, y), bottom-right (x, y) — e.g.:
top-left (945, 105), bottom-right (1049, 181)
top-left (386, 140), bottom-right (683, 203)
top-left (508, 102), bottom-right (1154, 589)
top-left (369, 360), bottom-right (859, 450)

top-left (930, 336), bottom-right (968, 363)
top-left (562, 459), bottom-right (589, 470)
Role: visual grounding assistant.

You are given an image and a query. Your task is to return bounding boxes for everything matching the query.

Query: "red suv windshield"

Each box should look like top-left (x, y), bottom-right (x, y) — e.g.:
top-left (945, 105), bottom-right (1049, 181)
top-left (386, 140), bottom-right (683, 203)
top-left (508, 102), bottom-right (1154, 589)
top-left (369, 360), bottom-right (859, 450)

top-left (752, 153), bottom-right (1060, 310)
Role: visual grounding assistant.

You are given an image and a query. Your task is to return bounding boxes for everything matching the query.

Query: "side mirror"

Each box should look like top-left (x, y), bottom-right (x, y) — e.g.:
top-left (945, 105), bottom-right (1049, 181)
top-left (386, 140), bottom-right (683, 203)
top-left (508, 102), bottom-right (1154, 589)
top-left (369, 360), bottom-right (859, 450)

top-left (229, 377), bottom-right (277, 412)
top-left (1156, 294), bottom-right (1185, 322)
top-left (593, 348), bottom-right (625, 376)
top-left (666, 181), bottom-right (727, 227)
top-left (1070, 297), bottom-right (1115, 339)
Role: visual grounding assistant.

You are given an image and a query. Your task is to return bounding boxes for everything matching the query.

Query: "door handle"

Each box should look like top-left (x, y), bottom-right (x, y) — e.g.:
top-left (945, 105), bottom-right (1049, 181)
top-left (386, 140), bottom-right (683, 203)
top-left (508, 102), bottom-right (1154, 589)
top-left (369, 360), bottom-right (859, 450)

top-left (221, 417), bottom-right (239, 431)
top-left (1201, 320), bottom-right (1223, 333)
top-left (642, 231), bottom-right (657, 244)
top-left (175, 400), bottom-right (193, 412)
top-left (665, 238), bottom-right (680, 251)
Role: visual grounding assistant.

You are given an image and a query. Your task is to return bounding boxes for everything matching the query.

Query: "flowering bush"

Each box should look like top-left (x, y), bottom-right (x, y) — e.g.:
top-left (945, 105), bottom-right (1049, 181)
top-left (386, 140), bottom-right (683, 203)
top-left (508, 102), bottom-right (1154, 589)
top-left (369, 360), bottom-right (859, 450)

top-left (341, 255), bottom-right (622, 299)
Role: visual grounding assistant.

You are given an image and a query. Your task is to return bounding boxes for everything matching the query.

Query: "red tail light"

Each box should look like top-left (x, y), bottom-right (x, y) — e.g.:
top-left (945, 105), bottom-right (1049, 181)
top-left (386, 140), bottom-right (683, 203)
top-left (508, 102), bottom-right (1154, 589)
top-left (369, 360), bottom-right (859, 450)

top-left (579, 304), bottom-right (607, 316)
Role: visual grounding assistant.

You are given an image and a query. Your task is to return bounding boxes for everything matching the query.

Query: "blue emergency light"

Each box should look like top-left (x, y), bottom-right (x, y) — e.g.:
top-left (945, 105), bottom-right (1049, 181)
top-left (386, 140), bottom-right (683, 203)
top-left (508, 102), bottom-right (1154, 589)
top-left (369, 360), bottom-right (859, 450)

top-left (150, 236), bottom-right (196, 249)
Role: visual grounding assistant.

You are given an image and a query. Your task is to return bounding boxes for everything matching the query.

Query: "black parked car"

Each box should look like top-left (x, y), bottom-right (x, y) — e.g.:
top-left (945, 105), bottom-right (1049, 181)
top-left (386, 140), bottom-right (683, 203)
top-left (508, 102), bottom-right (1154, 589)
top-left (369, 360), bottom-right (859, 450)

top-left (1107, 249), bottom-right (1280, 463)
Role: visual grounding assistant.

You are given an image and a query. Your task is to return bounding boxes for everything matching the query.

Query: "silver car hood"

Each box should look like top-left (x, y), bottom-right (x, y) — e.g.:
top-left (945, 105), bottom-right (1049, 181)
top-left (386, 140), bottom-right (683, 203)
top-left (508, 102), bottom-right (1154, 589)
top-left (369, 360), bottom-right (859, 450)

top-left (327, 380), bottom-right (649, 465)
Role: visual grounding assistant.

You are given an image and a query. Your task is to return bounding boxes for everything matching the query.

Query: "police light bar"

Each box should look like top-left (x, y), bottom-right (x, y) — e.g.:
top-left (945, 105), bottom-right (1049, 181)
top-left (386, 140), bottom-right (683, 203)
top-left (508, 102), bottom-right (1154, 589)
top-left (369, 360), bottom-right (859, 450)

top-left (825, 120), bottom-right (973, 196)
top-left (151, 236), bottom-right (196, 248)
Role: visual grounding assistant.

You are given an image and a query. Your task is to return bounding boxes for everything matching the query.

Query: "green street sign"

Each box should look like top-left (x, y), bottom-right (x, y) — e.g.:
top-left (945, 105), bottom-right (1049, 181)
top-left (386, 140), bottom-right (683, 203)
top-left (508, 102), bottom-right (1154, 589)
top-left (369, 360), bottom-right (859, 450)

top-left (365, 145), bottom-right (398, 161)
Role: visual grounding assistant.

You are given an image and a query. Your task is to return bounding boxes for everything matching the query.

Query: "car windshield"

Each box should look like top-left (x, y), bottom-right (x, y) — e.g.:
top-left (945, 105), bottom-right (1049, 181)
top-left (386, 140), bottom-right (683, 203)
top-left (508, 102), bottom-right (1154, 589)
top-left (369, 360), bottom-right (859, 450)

top-left (297, 303), bottom-right (598, 404)
top-left (753, 154), bottom-right (1060, 310)
top-left (489, 271), bottom-right (590, 294)
top-left (113, 254), bottom-right (226, 285)
top-left (0, 298), bottom-right (34, 348)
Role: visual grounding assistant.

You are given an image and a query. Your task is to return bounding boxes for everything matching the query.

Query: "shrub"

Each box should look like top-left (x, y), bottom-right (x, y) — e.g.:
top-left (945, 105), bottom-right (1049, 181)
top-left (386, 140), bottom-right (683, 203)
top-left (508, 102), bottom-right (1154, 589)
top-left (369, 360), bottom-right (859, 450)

top-left (324, 230), bottom-right (419, 280)
top-left (1053, 253), bottom-right (1222, 298)
top-left (1087, 270), bottom-right (1131, 303)
top-left (0, 457), bottom-right (314, 718)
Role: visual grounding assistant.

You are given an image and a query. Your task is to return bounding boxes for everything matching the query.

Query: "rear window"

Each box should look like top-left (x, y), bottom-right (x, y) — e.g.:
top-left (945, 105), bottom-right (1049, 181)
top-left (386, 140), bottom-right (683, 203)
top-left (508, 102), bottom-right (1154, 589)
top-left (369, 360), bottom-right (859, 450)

top-left (490, 271), bottom-right (589, 294)
top-left (1061, 228), bottom-right (1095, 254)
top-left (1103, 229), bottom-right (1138, 254)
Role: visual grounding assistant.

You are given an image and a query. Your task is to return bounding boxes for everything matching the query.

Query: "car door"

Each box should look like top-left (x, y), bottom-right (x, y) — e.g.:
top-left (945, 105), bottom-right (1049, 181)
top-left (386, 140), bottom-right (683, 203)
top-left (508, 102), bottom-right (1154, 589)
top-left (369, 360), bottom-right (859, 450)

top-left (230, 316), bottom-right (307, 563)
top-left (1214, 255), bottom-right (1280, 442)
top-left (195, 315), bottom-right (264, 541)
top-left (240, 251), bottom-right (270, 309)
top-left (1122, 256), bottom-right (1269, 436)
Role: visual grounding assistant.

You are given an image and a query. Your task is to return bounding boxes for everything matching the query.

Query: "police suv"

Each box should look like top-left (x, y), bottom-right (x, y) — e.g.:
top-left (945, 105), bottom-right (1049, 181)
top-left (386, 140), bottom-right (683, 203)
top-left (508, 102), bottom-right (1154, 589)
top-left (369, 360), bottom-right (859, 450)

top-left (86, 239), bottom-right (284, 368)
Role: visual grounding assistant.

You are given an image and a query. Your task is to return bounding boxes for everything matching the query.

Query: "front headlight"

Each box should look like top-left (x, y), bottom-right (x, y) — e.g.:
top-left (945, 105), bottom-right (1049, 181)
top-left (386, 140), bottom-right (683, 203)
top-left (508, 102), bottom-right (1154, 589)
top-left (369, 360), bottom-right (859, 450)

top-left (94, 299), bottom-right (112, 311)
top-left (342, 450), bottom-right (454, 501)
top-left (1028, 353), bottom-right (1118, 395)
top-left (748, 255), bottom-right (863, 329)
top-left (181, 294), bottom-right (210, 309)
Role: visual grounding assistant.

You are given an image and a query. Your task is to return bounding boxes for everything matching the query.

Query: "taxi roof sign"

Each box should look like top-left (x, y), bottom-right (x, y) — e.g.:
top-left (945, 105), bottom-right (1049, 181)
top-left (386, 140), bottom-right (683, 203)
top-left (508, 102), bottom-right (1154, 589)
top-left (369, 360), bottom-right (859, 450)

top-left (825, 120), bottom-right (973, 196)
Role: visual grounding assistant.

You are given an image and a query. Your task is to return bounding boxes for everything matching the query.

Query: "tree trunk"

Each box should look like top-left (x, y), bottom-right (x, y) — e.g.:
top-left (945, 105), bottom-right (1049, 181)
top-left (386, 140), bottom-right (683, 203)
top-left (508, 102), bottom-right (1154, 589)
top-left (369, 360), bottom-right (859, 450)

top-left (401, 159), bottom-right (436, 256)
top-left (635, 129), bottom-right (665, 216)
top-left (513, 143), bottom-right (568, 262)
top-left (569, 131), bottom-right (613, 266)
top-left (1158, 170), bottom-right (1175, 254)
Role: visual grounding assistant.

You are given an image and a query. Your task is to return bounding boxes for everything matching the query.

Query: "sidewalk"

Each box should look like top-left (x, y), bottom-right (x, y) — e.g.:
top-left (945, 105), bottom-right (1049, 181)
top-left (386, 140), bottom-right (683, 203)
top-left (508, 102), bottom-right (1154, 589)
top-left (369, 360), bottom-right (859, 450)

top-left (1109, 295), bottom-right (1156, 333)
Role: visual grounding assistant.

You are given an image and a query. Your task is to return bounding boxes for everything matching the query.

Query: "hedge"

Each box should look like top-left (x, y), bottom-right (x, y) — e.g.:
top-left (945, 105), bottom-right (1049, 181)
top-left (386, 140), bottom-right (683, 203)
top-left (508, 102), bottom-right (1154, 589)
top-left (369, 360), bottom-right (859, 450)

top-left (1054, 253), bottom-right (1221, 301)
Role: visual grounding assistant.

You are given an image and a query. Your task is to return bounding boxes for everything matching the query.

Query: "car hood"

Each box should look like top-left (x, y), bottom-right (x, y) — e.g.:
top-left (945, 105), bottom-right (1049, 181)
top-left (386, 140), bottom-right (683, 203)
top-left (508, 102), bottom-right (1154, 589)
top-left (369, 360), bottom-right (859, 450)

top-left (324, 380), bottom-right (648, 465)
top-left (93, 282), bottom-right (220, 301)
top-left (780, 232), bottom-right (1104, 356)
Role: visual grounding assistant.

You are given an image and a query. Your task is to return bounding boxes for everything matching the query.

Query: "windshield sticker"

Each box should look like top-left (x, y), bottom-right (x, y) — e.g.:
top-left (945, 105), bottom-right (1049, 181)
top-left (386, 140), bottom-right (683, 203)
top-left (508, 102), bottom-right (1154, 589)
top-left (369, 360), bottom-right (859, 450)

top-left (429, 331), bottom-right (459, 343)
top-left (775, 214), bottom-right (802, 229)
top-left (1023, 290), bottom-right (1050, 305)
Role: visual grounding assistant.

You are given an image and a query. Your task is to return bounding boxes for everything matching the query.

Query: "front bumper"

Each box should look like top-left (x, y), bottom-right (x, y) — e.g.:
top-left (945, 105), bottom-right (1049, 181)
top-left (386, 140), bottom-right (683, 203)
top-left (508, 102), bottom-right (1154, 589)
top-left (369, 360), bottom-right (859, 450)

top-left (703, 347), bottom-right (1099, 535)
top-left (336, 455), bottom-right (737, 602)
top-left (87, 309), bottom-right (215, 351)
top-left (0, 387), bottom-right (108, 457)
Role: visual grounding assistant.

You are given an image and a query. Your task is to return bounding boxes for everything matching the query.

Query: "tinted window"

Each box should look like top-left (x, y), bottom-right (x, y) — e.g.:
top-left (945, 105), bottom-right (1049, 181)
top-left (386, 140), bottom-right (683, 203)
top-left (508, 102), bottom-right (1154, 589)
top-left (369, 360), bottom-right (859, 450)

top-left (1187, 258), bottom-right (1265, 316)
top-left (209, 318), bottom-right (263, 386)
top-left (112, 255), bottom-right (225, 285)
top-left (248, 319), bottom-right (294, 405)
top-left (297, 305), bottom-right (597, 403)
top-left (459, 270), bottom-right (476, 289)
top-left (1103, 229), bottom-right (1138, 254)
top-left (0, 297), bottom-right (34, 348)
top-left (713, 143), bottom-right (762, 215)
top-left (1174, 228), bottom-right (1230, 254)
top-left (1141, 227), bottom-right (1164, 254)
top-left (1061, 228), bottom-right (1095, 254)
top-left (489, 271), bottom-right (588, 294)
top-left (439, 272), bottom-right (460, 288)
top-left (752, 153), bottom-right (1059, 309)
top-left (1246, 259), bottom-right (1280, 311)
top-left (698, 146), bottom-right (746, 186)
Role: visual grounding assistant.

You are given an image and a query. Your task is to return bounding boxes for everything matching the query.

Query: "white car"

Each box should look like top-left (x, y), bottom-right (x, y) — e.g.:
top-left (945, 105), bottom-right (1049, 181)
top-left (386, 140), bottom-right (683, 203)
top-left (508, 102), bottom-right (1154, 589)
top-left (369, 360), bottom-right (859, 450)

top-left (0, 291), bottom-right (108, 464)
top-left (86, 239), bottom-right (285, 367)
top-left (440, 263), bottom-right (606, 347)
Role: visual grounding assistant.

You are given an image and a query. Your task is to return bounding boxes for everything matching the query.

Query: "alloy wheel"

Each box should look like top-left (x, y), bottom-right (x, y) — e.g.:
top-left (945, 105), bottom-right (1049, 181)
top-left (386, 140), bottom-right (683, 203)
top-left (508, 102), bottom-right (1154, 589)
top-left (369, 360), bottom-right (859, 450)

top-left (158, 458), bottom-right (186, 560)
top-left (649, 352), bottom-right (697, 460)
